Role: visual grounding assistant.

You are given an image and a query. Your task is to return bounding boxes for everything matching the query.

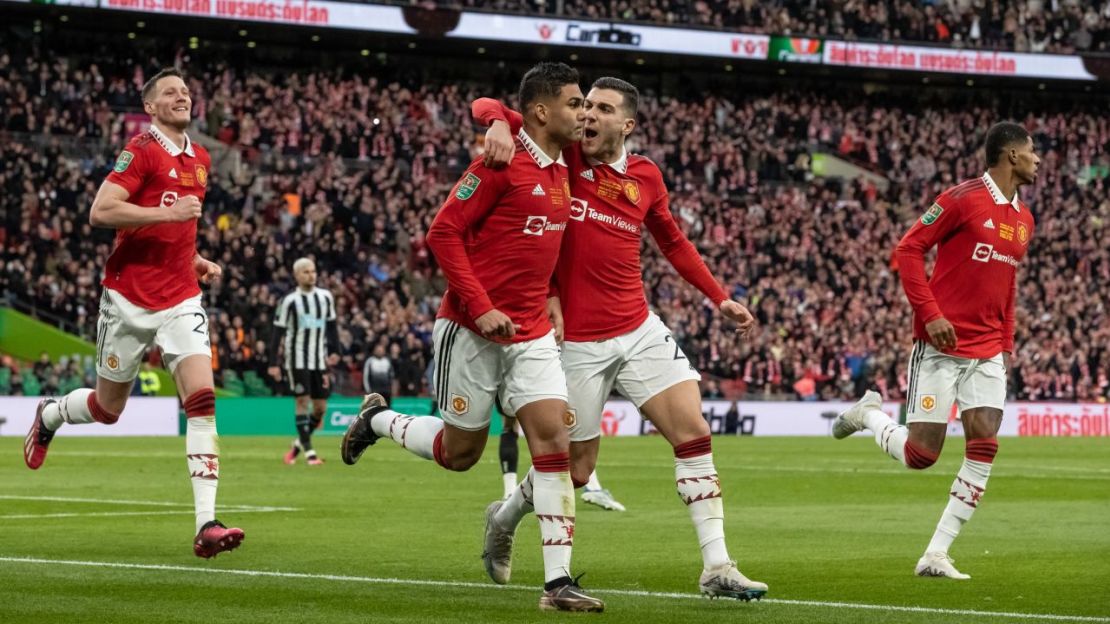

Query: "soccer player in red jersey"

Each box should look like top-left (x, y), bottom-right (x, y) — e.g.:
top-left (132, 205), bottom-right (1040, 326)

top-left (340, 63), bottom-right (603, 612)
top-left (22, 68), bottom-right (244, 559)
top-left (471, 78), bottom-right (767, 601)
top-left (833, 122), bottom-right (1039, 579)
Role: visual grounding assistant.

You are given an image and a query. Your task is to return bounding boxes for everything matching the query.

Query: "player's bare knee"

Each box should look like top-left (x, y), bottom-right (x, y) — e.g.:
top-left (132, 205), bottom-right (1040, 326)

top-left (443, 450), bottom-right (481, 472)
top-left (571, 466), bottom-right (592, 489)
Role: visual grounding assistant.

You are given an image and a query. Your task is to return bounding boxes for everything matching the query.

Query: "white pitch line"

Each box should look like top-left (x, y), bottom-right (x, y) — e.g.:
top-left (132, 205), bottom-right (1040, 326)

top-left (0, 495), bottom-right (299, 512)
top-left (0, 557), bottom-right (1105, 623)
top-left (0, 509), bottom-right (292, 520)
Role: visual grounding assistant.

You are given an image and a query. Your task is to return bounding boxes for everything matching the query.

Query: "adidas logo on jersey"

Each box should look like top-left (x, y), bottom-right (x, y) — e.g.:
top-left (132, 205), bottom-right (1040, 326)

top-left (532, 184), bottom-right (546, 196)
top-left (580, 169), bottom-right (595, 181)
top-left (169, 168), bottom-right (178, 179)
top-left (983, 218), bottom-right (995, 229)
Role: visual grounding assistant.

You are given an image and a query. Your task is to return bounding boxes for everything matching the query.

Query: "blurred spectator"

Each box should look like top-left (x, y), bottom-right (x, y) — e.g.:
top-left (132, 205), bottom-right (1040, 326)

top-left (363, 343), bottom-right (396, 403)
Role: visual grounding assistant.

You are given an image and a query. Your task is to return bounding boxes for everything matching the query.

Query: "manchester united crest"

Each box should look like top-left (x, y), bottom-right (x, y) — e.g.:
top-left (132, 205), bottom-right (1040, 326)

top-left (563, 408), bottom-right (577, 428)
top-left (451, 394), bottom-right (469, 415)
top-left (563, 178), bottom-right (571, 203)
top-left (106, 354), bottom-right (120, 371)
top-left (921, 394), bottom-right (936, 413)
top-left (1017, 222), bottom-right (1029, 245)
top-left (195, 164), bottom-right (208, 187)
top-left (623, 180), bottom-right (640, 204)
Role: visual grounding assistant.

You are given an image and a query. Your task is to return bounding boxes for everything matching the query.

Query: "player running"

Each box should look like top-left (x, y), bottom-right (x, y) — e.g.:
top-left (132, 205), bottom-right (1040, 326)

top-left (23, 68), bottom-right (244, 558)
top-left (833, 122), bottom-right (1039, 579)
top-left (472, 77), bottom-right (767, 600)
top-left (340, 63), bottom-right (603, 612)
top-left (269, 257), bottom-right (339, 466)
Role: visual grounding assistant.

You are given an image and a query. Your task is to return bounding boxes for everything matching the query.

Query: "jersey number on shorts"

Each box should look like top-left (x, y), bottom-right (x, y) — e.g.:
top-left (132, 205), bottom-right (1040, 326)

top-left (192, 313), bottom-right (207, 334)
top-left (663, 335), bottom-right (686, 361)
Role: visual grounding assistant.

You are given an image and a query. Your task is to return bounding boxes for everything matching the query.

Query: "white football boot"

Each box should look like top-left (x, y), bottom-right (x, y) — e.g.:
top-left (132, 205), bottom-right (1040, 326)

top-left (581, 488), bottom-right (626, 512)
top-left (915, 551), bottom-right (971, 580)
top-left (699, 561), bottom-right (768, 601)
top-left (832, 390), bottom-right (883, 439)
top-left (481, 500), bottom-right (515, 585)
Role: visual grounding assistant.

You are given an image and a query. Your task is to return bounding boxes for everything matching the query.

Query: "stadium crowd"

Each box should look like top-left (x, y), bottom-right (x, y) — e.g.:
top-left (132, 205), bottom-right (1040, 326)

top-left (458, 0), bottom-right (1110, 54)
top-left (1, 40), bottom-right (1108, 403)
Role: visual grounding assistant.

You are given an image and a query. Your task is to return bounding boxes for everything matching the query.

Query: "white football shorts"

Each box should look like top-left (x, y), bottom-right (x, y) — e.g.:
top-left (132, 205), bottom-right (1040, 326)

top-left (95, 288), bottom-right (211, 383)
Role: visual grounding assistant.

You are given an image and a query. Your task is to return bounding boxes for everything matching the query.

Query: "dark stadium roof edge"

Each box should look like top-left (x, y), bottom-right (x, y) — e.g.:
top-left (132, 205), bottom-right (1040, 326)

top-left (1, 0), bottom-right (1105, 83)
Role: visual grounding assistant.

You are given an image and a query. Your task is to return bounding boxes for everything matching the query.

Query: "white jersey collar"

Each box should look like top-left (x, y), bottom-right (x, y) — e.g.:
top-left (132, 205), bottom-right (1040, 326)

top-left (587, 145), bottom-right (629, 175)
top-left (150, 123), bottom-right (196, 158)
top-left (981, 172), bottom-right (1020, 212)
top-left (517, 128), bottom-right (566, 169)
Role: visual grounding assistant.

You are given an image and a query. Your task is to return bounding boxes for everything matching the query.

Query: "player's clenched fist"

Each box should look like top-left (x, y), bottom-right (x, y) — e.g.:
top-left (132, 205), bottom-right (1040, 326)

top-left (475, 308), bottom-right (522, 340)
top-left (169, 194), bottom-right (202, 221)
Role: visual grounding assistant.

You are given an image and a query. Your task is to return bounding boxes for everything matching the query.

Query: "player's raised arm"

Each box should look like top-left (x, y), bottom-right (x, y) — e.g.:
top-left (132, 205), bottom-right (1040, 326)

top-left (472, 97), bottom-right (523, 131)
top-left (894, 195), bottom-right (965, 350)
top-left (472, 98), bottom-right (523, 168)
top-left (427, 162), bottom-right (516, 336)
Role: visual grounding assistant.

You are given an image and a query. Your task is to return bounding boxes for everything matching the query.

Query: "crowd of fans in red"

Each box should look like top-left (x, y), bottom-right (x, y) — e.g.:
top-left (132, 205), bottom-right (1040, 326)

top-left (455, 0), bottom-right (1110, 54)
top-left (2, 36), bottom-right (1108, 402)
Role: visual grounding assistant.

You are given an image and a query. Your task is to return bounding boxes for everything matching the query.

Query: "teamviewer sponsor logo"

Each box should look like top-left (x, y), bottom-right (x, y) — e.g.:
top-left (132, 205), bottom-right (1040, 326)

top-left (570, 198), bottom-right (587, 221)
top-left (971, 242), bottom-right (993, 263)
top-left (523, 216), bottom-right (567, 236)
top-left (524, 216), bottom-right (548, 236)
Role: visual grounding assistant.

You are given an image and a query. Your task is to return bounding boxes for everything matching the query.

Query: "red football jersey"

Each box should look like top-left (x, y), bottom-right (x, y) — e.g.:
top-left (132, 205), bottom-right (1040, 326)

top-left (427, 128), bottom-right (571, 343)
top-left (103, 125), bottom-right (209, 310)
top-left (473, 99), bottom-right (728, 341)
top-left (895, 173), bottom-right (1035, 359)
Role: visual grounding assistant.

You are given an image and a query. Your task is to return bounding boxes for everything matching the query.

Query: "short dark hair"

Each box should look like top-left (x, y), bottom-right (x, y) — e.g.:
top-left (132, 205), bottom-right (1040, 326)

top-left (590, 77), bottom-right (639, 116)
top-left (518, 62), bottom-right (579, 109)
top-left (984, 122), bottom-right (1030, 167)
top-left (142, 68), bottom-right (184, 102)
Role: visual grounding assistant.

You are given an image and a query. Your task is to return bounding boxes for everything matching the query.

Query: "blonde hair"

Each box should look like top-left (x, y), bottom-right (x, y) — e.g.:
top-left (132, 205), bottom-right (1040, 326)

top-left (293, 258), bottom-right (315, 273)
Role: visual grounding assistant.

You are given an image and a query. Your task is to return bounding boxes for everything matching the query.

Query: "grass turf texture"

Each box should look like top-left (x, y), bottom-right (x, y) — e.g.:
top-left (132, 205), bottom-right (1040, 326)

top-left (0, 434), bottom-right (1107, 623)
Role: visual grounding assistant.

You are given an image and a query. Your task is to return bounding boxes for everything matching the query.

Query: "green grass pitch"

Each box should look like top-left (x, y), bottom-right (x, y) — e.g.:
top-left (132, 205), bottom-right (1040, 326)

top-left (1, 434), bottom-right (1108, 623)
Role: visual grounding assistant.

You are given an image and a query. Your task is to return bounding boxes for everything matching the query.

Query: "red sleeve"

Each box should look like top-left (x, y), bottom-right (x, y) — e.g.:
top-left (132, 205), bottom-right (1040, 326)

top-left (894, 193), bottom-right (966, 324)
top-left (426, 160), bottom-right (508, 320)
top-left (643, 170), bottom-right (728, 305)
top-left (105, 142), bottom-right (150, 197)
top-left (1001, 272), bottom-right (1016, 352)
top-left (471, 98), bottom-right (523, 133)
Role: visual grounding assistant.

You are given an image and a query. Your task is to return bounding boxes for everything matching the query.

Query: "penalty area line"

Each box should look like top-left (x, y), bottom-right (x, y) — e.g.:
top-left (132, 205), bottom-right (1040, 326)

top-left (0, 556), bottom-right (1105, 623)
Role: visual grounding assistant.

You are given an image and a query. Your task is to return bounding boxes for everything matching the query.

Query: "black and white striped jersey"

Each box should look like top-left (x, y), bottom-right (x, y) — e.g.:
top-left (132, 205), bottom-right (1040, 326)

top-left (274, 287), bottom-right (336, 371)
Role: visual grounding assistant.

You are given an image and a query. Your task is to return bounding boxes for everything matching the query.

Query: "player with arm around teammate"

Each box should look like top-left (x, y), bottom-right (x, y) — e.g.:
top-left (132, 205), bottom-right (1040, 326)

top-left (474, 77), bottom-right (766, 601)
top-left (340, 63), bottom-right (604, 612)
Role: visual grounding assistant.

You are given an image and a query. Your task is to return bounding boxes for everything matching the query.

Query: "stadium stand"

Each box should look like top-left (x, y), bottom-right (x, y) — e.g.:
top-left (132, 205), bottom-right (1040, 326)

top-left (1, 26), bottom-right (1107, 402)
top-left (452, 0), bottom-right (1110, 53)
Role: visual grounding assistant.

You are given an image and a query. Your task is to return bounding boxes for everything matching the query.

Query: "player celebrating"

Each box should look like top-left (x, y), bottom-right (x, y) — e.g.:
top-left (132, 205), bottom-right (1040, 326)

top-left (833, 122), bottom-right (1039, 579)
top-left (340, 63), bottom-right (603, 612)
top-left (269, 257), bottom-right (339, 466)
top-left (472, 78), bottom-right (766, 600)
top-left (23, 68), bottom-right (244, 558)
